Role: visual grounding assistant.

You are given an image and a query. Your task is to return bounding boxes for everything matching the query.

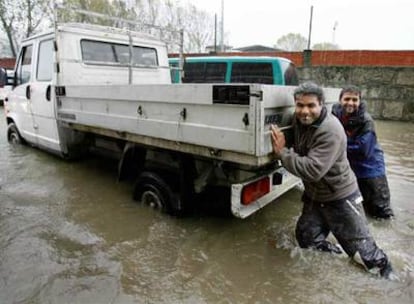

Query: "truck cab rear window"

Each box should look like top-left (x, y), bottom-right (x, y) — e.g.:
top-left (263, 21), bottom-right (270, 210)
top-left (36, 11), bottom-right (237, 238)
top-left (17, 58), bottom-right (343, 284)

top-left (81, 40), bottom-right (158, 66)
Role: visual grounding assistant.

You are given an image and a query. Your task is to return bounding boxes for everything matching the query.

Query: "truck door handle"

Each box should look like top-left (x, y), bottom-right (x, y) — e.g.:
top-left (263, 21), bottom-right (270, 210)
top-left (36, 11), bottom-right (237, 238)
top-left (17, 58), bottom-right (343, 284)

top-left (46, 85), bottom-right (51, 101)
top-left (26, 85), bottom-right (31, 99)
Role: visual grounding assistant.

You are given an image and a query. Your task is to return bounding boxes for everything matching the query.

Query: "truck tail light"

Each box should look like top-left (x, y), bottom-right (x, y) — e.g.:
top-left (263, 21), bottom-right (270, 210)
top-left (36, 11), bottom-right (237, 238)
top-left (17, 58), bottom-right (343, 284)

top-left (241, 177), bottom-right (270, 206)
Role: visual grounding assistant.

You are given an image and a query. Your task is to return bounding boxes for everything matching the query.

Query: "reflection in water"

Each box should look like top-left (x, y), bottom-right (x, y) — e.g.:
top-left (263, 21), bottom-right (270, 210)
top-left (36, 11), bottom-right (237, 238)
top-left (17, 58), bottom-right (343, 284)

top-left (0, 110), bottom-right (413, 303)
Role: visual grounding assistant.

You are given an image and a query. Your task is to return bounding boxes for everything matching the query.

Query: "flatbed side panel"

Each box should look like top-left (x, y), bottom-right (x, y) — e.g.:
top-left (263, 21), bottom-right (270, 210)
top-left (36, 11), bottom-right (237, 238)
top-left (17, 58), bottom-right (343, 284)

top-left (64, 122), bottom-right (273, 167)
top-left (57, 84), bottom-right (340, 166)
top-left (57, 84), bottom-right (257, 157)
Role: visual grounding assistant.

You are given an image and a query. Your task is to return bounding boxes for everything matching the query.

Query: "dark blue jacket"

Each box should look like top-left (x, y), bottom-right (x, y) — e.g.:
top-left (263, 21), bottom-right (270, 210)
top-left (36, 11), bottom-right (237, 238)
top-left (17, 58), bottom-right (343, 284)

top-left (332, 102), bottom-right (386, 179)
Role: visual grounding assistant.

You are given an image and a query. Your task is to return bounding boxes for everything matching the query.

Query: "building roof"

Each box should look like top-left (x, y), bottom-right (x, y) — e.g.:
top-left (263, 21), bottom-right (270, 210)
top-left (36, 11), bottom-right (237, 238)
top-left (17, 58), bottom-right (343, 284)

top-left (233, 45), bottom-right (284, 52)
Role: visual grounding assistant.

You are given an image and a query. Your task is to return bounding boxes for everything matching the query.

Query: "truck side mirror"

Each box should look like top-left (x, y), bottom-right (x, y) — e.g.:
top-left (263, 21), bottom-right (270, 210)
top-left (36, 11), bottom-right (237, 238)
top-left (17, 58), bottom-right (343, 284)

top-left (0, 67), bottom-right (14, 87)
top-left (0, 68), bottom-right (6, 87)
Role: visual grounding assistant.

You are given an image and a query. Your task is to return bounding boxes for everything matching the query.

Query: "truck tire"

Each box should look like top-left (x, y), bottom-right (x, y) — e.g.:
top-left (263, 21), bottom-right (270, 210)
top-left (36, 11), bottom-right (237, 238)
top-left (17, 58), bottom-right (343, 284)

top-left (7, 123), bottom-right (25, 145)
top-left (133, 171), bottom-right (179, 215)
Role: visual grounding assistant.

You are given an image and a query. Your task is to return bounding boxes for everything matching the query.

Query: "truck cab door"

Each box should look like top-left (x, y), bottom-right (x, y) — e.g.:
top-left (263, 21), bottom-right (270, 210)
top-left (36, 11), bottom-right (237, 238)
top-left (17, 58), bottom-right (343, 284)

top-left (29, 38), bottom-right (61, 151)
top-left (8, 43), bottom-right (38, 144)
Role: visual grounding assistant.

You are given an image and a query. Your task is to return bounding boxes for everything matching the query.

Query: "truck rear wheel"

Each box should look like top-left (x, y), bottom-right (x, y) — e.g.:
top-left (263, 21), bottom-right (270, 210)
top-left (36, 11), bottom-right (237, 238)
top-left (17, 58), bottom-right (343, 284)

top-left (133, 171), bottom-right (179, 214)
top-left (7, 123), bottom-right (24, 145)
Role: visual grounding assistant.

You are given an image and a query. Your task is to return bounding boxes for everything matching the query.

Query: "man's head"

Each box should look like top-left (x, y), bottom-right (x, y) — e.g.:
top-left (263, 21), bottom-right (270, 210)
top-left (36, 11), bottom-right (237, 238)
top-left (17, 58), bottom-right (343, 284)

top-left (339, 85), bottom-right (361, 115)
top-left (293, 82), bottom-right (324, 125)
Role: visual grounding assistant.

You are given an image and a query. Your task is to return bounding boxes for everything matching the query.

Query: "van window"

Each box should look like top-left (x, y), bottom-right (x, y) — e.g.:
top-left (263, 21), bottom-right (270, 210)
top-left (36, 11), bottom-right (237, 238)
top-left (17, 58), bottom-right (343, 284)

top-left (169, 57), bottom-right (298, 85)
top-left (16, 44), bottom-right (33, 85)
top-left (169, 61), bottom-right (180, 83)
top-left (183, 62), bottom-right (226, 83)
top-left (81, 40), bottom-right (158, 66)
top-left (280, 61), bottom-right (299, 85)
top-left (37, 39), bottom-right (54, 81)
top-left (231, 62), bottom-right (274, 84)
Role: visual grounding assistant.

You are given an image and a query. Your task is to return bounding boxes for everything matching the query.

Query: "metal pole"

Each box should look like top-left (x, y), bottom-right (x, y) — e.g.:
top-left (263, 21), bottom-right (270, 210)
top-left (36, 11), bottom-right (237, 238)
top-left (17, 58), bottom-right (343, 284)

top-left (179, 29), bottom-right (184, 81)
top-left (128, 29), bottom-right (133, 84)
top-left (307, 5), bottom-right (313, 49)
top-left (214, 14), bottom-right (217, 53)
top-left (220, 0), bottom-right (224, 52)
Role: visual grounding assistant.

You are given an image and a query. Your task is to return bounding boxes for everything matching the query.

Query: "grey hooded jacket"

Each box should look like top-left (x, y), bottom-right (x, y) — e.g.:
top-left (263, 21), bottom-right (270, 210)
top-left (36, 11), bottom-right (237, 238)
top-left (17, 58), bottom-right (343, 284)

top-left (280, 107), bottom-right (358, 202)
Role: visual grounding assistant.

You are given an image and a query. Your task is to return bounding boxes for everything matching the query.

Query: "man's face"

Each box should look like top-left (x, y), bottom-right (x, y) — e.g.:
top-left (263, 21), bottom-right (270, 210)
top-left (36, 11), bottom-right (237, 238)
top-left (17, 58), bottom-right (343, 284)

top-left (340, 92), bottom-right (360, 114)
top-left (295, 94), bottom-right (322, 125)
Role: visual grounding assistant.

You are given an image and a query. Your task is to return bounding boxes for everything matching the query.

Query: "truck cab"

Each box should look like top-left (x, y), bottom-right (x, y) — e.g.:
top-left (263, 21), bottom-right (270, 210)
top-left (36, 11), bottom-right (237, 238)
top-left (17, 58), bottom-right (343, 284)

top-left (3, 23), bottom-right (172, 155)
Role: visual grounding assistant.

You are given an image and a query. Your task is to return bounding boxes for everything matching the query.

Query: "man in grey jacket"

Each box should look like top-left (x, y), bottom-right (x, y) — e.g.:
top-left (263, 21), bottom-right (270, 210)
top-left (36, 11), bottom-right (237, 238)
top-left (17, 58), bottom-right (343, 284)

top-left (270, 82), bottom-right (393, 278)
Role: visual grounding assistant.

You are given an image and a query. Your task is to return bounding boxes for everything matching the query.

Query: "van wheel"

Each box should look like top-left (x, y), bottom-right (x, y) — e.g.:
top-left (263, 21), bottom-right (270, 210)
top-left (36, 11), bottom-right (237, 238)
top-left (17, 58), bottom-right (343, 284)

top-left (7, 123), bottom-right (24, 144)
top-left (133, 171), bottom-right (178, 214)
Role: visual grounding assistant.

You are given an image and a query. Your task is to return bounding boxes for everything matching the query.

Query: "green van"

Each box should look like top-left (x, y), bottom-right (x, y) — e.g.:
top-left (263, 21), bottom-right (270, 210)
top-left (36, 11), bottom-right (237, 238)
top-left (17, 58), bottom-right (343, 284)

top-left (169, 56), bottom-right (299, 85)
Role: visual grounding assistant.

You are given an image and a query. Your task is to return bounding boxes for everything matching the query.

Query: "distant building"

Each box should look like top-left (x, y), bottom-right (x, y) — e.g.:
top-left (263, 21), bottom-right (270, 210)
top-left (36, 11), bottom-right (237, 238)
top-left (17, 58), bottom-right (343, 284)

top-left (0, 58), bottom-right (15, 69)
top-left (204, 44), bottom-right (284, 53)
top-left (205, 44), bottom-right (233, 53)
top-left (232, 45), bottom-right (284, 52)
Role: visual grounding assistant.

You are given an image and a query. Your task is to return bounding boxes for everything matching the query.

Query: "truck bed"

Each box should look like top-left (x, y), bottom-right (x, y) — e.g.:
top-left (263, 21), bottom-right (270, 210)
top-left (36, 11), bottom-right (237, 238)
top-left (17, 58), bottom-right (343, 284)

top-left (56, 83), bottom-right (340, 167)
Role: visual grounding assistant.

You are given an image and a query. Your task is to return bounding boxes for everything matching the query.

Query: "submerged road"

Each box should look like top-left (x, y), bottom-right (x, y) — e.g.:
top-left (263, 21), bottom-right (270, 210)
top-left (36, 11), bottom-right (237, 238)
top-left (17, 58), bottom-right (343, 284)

top-left (1, 107), bottom-right (413, 303)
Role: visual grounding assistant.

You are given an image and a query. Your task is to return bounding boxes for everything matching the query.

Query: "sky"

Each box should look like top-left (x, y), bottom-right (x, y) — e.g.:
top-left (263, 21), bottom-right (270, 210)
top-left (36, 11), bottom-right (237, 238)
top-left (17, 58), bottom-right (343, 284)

top-left (184, 0), bottom-right (414, 50)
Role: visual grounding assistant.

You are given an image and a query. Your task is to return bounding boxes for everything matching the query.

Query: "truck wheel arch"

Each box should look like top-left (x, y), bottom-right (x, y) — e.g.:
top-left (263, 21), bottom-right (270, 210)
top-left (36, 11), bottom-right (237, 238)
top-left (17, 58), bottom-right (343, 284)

top-left (7, 123), bottom-right (25, 145)
top-left (118, 143), bottom-right (146, 181)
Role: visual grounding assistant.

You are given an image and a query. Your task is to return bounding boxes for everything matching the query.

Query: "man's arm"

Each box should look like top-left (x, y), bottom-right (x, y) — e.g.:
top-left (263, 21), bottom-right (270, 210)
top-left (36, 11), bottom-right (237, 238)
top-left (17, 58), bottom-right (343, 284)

top-left (270, 125), bottom-right (286, 158)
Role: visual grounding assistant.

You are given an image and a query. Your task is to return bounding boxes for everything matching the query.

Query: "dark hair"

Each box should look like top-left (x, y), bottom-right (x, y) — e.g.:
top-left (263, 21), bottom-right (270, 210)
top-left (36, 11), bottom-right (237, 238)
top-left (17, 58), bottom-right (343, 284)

top-left (339, 85), bottom-right (362, 100)
top-left (293, 82), bottom-right (325, 104)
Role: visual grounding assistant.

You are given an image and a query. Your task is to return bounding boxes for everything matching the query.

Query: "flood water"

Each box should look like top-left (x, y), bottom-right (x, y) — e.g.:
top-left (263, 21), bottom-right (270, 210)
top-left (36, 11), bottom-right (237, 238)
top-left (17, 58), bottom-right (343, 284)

top-left (1, 106), bottom-right (413, 304)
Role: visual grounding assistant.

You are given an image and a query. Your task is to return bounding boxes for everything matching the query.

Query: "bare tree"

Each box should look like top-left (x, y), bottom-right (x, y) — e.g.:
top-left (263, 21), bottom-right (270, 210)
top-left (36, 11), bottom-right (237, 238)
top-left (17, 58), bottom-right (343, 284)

top-left (0, 0), bottom-right (215, 57)
top-left (0, 0), bottom-right (52, 57)
top-left (132, 0), bottom-right (214, 53)
top-left (275, 33), bottom-right (308, 51)
top-left (181, 4), bottom-right (213, 53)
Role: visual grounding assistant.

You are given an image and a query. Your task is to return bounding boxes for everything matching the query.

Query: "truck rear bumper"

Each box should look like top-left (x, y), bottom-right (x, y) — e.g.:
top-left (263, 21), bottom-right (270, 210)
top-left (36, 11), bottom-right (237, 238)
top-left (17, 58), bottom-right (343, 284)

top-left (230, 167), bottom-right (300, 218)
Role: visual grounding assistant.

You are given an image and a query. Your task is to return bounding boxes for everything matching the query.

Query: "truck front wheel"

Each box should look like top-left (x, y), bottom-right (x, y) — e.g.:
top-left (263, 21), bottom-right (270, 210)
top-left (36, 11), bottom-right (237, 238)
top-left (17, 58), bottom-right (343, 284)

top-left (133, 171), bottom-right (179, 214)
top-left (7, 123), bottom-right (24, 145)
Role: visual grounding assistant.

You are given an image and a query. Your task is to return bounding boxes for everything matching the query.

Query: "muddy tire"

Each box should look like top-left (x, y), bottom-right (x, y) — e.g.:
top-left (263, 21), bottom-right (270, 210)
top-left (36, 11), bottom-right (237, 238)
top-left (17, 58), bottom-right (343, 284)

top-left (7, 123), bottom-right (24, 145)
top-left (133, 171), bottom-right (179, 215)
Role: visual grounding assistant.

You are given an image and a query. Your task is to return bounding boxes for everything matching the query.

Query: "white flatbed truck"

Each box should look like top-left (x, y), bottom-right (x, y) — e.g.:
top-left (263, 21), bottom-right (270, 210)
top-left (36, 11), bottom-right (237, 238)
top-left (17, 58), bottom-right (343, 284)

top-left (2, 15), bottom-right (340, 218)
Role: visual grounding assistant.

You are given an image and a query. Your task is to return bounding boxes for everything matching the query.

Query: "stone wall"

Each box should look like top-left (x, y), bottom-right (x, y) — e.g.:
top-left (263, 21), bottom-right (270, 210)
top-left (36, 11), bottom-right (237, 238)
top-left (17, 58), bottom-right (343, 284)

top-left (170, 50), bottom-right (414, 121)
top-left (299, 66), bottom-right (414, 121)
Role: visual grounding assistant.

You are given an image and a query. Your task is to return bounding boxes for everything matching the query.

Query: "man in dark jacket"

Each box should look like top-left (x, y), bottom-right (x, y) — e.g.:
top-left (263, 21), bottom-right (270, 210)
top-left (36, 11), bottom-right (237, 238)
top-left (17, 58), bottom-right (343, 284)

top-left (270, 82), bottom-right (393, 278)
top-left (332, 85), bottom-right (394, 219)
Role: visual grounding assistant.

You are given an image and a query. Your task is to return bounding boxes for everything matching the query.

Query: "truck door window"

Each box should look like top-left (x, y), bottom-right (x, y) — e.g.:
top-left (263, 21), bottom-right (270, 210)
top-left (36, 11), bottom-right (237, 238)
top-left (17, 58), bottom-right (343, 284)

top-left (231, 62), bottom-right (273, 84)
top-left (37, 39), bottom-right (54, 81)
top-left (16, 45), bottom-right (33, 85)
